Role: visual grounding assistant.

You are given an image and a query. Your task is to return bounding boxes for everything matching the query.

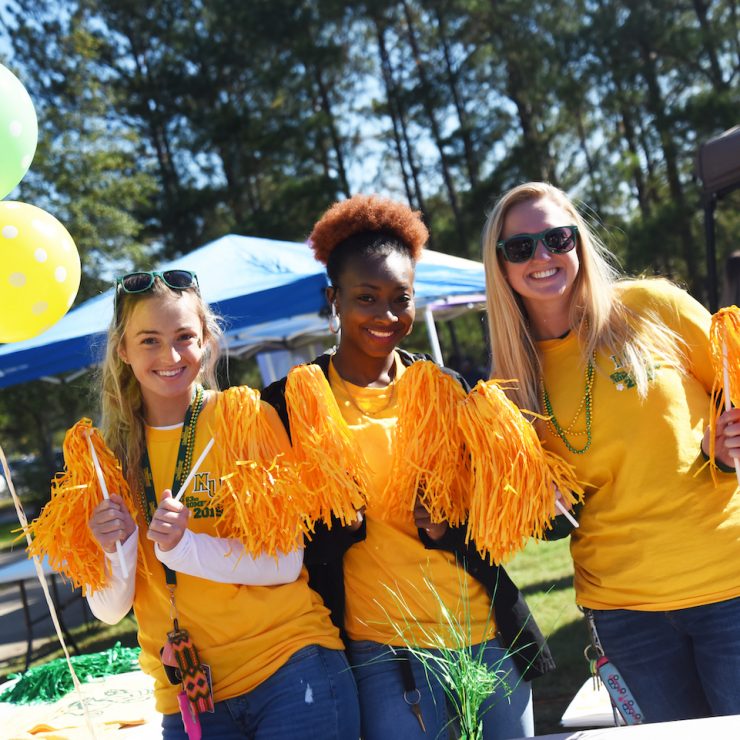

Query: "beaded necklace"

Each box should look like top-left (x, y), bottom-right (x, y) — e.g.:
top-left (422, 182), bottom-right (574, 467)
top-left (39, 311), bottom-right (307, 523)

top-left (540, 355), bottom-right (595, 455)
top-left (138, 384), bottom-right (205, 529)
top-left (138, 384), bottom-right (214, 719)
top-left (331, 358), bottom-right (397, 417)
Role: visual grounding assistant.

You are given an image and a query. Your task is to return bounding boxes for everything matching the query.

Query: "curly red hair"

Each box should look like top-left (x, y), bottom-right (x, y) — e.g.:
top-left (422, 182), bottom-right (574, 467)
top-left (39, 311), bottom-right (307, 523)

top-left (308, 194), bottom-right (428, 264)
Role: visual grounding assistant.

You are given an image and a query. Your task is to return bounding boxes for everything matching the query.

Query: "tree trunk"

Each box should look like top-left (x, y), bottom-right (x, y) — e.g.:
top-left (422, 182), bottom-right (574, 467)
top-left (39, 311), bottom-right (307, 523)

top-left (691, 0), bottom-right (728, 91)
top-left (375, 20), bottom-right (418, 208)
top-left (400, 0), bottom-right (466, 246)
top-left (306, 81), bottom-right (335, 185)
top-left (122, 28), bottom-right (194, 251)
top-left (434, 6), bottom-right (478, 188)
top-left (637, 39), bottom-right (699, 289)
top-left (312, 65), bottom-right (352, 197)
top-left (575, 108), bottom-right (603, 213)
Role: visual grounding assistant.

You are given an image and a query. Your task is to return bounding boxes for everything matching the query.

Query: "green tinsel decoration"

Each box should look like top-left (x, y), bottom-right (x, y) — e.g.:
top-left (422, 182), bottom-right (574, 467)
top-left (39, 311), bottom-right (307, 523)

top-left (0, 642), bottom-right (141, 705)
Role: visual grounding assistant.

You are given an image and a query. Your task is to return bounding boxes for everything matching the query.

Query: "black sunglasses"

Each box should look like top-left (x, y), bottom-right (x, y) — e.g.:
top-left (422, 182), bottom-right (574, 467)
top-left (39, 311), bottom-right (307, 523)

top-left (497, 225), bottom-right (579, 263)
top-left (114, 270), bottom-right (199, 315)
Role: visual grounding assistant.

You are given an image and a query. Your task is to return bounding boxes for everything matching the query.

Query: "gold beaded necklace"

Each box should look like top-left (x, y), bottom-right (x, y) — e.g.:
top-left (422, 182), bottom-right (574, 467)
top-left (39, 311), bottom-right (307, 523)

top-left (331, 358), bottom-right (397, 417)
top-left (540, 354), bottom-right (595, 455)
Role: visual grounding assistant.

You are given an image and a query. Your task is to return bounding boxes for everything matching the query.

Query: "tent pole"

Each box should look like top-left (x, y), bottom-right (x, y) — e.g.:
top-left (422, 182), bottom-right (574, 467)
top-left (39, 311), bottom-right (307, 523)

top-left (424, 306), bottom-right (444, 365)
top-left (262, 352), bottom-right (277, 386)
top-left (704, 195), bottom-right (718, 312)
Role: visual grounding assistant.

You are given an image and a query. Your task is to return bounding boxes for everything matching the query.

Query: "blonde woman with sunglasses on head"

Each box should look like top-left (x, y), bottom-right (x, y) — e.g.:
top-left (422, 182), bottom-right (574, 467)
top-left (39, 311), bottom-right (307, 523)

top-left (77, 270), bottom-right (360, 738)
top-left (482, 182), bottom-right (740, 724)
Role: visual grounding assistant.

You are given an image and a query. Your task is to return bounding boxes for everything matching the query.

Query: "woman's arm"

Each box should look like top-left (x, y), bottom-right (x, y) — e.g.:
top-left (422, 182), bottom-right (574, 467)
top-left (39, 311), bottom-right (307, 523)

top-left (155, 530), bottom-right (304, 585)
top-left (86, 529), bottom-right (137, 624)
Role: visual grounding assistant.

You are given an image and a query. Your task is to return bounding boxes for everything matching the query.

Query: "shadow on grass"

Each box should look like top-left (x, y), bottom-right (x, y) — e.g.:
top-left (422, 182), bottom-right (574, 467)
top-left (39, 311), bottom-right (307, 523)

top-left (532, 616), bottom-right (591, 735)
top-left (521, 574), bottom-right (573, 597)
top-left (1, 613), bottom-right (139, 682)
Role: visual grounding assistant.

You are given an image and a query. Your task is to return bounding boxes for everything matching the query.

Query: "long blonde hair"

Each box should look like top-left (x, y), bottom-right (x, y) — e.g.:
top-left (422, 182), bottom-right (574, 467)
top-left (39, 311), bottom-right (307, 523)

top-left (482, 182), bottom-right (683, 411)
top-left (99, 279), bottom-right (223, 492)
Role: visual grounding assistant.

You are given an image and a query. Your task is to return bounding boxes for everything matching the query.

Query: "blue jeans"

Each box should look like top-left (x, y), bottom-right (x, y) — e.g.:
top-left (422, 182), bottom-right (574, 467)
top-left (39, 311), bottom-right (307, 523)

top-left (161, 645), bottom-right (360, 739)
top-left (347, 637), bottom-right (533, 740)
top-left (591, 596), bottom-right (740, 723)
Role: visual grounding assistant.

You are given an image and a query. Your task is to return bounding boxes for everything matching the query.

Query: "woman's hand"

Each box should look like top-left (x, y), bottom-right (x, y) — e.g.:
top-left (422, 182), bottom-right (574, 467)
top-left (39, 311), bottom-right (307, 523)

top-left (413, 496), bottom-right (448, 542)
top-left (88, 494), bottom-right (136, 553)
top-left (147, 489), bottom-right (190, 552)
top-left (553, 485), bottom-right (572, 515)
top-left (347, 506), bottom-right (366, 532)
top-left (703, 407), bottom-right (740, 468)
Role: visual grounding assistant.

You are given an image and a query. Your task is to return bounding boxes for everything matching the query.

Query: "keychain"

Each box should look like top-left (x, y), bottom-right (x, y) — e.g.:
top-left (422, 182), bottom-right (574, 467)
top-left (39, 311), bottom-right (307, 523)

top-left (593, 655), bottom-right (644, 725)
top-left (161, 588), bottom-right (214, 740)
top-left (400, 655), bottom-right (426, 732)
top-left (582, 608), bottom-right (644, 726)
top-left (167, 622), bottom-right (214, 714)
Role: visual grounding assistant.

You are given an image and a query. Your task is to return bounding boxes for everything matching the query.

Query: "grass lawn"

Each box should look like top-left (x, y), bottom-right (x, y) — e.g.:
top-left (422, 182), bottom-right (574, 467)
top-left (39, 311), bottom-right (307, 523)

top-left (506, 537), bottom-right (587, 735)
top-left (0, 615), bottom-right (140, 679)
top-left (0, 496), bottom-right (22, 548)
top-left (0, 517), bottom-right (25, 552)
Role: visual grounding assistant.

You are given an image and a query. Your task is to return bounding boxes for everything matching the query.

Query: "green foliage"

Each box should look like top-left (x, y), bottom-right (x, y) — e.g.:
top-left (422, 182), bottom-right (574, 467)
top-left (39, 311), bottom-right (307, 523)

top-left (1, 0), bottom-right (734, 274)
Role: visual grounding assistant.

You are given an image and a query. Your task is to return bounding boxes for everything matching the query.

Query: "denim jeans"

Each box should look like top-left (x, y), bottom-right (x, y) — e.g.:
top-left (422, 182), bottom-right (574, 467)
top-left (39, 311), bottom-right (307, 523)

top-left (347, 637), bottom-right (534, 740)
top-left (591, 596), bottom-right (740, 723)
top-left (161, 645), bottom-right (360, 739)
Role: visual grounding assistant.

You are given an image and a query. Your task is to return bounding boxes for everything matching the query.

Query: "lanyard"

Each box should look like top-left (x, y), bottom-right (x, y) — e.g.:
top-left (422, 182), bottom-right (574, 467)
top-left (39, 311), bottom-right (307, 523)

top-left (140, 385), bottom-right (205, 585)
top-left (582, 607), bottom-right (644, 725)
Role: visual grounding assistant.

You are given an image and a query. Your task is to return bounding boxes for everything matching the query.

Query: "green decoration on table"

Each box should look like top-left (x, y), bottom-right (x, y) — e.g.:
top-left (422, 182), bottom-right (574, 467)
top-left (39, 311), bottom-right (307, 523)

top-left (0, 643), bottom-right (141, 705)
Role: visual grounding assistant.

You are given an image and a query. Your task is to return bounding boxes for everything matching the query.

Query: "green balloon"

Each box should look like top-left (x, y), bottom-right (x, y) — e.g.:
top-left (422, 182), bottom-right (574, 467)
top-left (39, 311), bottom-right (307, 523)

top-left (0, 64), bottom-right (38, 199)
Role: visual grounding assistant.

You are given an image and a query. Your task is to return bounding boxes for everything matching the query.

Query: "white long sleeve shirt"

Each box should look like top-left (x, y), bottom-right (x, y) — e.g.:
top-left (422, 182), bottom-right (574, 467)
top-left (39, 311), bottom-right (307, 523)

top-left (87, 527), bottom-right (303, 624)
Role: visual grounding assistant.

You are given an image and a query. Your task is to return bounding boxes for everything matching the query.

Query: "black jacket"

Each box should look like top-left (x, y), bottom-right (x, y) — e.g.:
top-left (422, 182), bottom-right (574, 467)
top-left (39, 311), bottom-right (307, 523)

top-left (261, 349), bottom-right (555, 680)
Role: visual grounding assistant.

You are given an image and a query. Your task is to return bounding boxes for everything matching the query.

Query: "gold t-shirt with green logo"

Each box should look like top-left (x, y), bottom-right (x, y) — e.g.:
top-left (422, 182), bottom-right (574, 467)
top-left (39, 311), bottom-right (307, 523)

top-left (539, 280), bottom-right (740, 611)
top-left (135, 394), bottom-right (342, 714)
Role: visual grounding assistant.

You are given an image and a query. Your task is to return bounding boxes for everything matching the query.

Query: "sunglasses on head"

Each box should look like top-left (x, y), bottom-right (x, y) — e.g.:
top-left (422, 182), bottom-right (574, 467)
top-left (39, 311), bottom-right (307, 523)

top-left (114, 270), bottom-right (199, 315)
top-left (497, 225), bottom-right (578, 263)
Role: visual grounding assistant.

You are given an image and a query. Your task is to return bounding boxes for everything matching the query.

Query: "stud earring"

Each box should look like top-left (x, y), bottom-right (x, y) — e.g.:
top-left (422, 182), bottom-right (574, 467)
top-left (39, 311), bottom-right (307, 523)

top-left (328, 303), bottom-right (341, 334)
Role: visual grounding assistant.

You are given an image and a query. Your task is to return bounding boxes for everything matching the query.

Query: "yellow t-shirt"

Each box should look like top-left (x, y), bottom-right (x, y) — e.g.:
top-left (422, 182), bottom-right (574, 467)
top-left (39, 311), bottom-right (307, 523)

top-left (332, 356), bottom-right (495, 647)
top-left (538, 279), bottom-right (740, 610)
top-left (133, 391), bottom-right (342, 714)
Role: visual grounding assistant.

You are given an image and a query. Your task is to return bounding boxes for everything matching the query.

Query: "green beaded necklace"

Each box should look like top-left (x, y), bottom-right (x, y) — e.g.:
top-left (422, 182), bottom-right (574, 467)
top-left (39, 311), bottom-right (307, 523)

top-left (138, 384), bottom-right (205, 525)
top-left (540, 356), bottom-right (594, 455)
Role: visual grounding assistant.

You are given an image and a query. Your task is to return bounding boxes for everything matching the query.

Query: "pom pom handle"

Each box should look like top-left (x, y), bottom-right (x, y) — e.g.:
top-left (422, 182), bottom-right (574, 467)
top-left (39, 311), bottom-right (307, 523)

top-left (86, 430), bottom-right (129, 579)
top-left (554, 498), bottom-right (579, 528)
top-left (174, 437), bottom-right (215, 501)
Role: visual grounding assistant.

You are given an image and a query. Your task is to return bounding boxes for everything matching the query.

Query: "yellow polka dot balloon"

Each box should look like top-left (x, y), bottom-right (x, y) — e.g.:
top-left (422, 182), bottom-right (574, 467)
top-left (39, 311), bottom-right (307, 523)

top-left (0, 201), bottom-right (81, 343)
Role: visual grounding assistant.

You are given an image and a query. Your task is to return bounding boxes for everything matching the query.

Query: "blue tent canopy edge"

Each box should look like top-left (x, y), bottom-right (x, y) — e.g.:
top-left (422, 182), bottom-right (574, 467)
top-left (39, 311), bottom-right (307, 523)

top-left (0, 234), bottom-right (485, 389)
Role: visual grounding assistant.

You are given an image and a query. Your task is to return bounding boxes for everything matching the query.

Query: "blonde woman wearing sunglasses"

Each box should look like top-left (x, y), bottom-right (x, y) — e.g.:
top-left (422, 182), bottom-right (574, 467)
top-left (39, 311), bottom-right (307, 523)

top-left (483, 182), bottom-right (740, 723)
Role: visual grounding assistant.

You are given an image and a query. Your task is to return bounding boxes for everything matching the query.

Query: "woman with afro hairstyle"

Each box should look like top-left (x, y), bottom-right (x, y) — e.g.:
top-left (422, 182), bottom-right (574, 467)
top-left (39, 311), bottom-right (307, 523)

top-left (262, 194), bottom-right (553, 740)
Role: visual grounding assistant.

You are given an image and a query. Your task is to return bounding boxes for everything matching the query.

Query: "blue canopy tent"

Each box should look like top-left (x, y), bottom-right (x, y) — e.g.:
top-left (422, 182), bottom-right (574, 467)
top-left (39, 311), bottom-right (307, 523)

top-left (0, 234), bottom-right (486, 389)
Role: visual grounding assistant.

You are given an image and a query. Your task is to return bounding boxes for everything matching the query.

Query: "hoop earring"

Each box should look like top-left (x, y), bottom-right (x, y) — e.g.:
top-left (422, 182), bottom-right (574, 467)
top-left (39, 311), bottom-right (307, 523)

top-left (328, 303), bottom-right (341, 334)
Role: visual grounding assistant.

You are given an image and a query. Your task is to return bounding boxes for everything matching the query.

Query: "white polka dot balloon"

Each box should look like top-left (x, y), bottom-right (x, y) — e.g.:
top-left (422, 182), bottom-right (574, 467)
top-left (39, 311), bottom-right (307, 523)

top-left (0, 201), bottom-right (81, 342)
top-left (0, 64), bottom-right (38, 200)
